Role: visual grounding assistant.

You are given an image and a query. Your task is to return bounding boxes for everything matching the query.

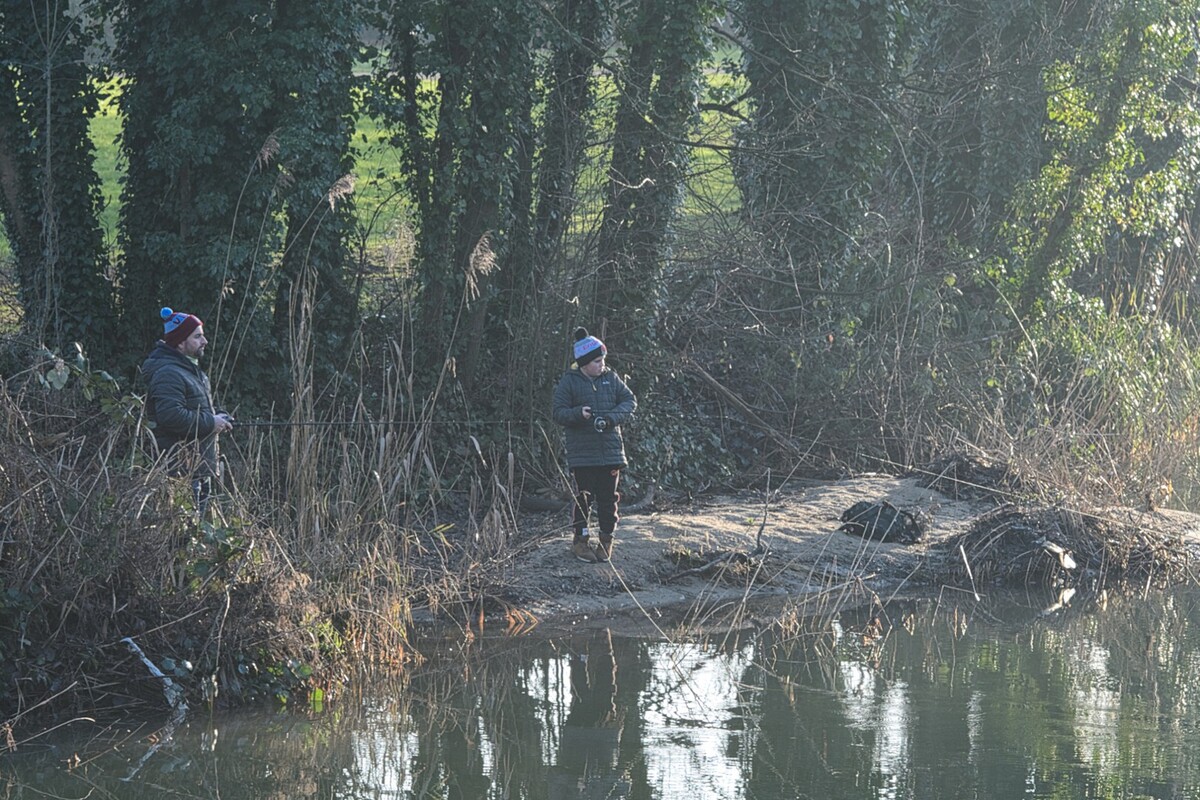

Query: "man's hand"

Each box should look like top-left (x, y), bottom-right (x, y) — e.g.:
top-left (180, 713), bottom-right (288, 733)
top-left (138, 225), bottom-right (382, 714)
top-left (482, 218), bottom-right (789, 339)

top-left (214, 413), bottom-right (234, 434)
top-left (581, 406), bottom-right (592, 420)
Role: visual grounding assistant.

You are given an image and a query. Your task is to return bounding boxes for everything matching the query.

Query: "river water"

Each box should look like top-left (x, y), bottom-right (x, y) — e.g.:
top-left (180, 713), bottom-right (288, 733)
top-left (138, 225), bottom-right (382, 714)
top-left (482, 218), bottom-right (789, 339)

top-left (6, 587), bottom-right (1200, 799)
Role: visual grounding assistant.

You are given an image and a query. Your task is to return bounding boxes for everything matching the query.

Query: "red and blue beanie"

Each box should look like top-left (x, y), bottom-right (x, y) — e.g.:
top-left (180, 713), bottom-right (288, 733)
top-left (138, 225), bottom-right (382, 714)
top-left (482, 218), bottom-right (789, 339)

top-left (573, 327), bottom-right (606, 367)
top-left (161, 307), bottom-right (202, 347)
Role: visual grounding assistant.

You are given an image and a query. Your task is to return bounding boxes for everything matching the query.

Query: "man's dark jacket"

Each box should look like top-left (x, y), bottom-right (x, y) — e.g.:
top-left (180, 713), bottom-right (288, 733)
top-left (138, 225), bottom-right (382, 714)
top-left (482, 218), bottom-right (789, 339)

top-left (141, 342), bottom-right (221, 478)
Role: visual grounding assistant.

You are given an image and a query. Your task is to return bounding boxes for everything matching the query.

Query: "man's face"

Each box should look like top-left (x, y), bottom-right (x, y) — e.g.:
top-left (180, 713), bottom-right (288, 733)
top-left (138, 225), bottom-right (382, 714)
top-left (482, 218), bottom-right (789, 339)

top-left (177, 326), bottom-right (208, 359)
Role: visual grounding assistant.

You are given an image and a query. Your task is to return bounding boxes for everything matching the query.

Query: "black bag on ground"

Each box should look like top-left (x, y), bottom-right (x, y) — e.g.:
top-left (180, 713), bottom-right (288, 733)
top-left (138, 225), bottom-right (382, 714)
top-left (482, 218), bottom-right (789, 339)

top-left (838, 500), bottom-right (924, 544)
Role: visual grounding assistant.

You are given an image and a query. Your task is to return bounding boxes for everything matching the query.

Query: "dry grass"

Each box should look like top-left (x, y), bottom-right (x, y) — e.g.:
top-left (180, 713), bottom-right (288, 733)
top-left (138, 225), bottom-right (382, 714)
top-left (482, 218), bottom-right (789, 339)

top-left (0, 329), bottom-right (523, 733)
top-left (915, 451), bottom-right (1025, 504)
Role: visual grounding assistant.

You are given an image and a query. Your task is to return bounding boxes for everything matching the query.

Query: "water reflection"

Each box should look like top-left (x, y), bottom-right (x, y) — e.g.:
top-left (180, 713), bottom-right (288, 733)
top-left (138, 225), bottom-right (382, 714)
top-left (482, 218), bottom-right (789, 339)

top-left (6, 588), bottom-right (1200, 799)
top-left (546, 631), bottom-right (627, 798)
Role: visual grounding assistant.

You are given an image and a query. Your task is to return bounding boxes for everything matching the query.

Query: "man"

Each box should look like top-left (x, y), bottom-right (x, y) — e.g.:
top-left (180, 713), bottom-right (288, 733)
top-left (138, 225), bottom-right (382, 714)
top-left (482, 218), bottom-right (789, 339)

top-left (552, 327), bottom-right (637, 563)
top-left (141, 307), bottom-right (233, 517)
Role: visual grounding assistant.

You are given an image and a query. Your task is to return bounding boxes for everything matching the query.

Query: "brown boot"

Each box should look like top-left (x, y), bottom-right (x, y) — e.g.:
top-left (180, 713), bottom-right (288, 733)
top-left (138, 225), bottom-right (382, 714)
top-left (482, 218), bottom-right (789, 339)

top-left (571, 535), bottom-right (598, 563)
top-left (595, 537), bottom-right (613, 562)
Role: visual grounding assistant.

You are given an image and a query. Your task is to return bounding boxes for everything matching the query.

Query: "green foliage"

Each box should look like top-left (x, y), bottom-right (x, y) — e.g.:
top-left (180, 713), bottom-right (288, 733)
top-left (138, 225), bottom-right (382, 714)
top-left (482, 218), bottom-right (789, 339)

top-left (592, 0), bottom-right (721, 352)
top-left (631, 380), bottom-right (742, 491)
top-left (111, 0), bottom-right (368, 412)
top-left (370, 0), bottom-right (544, 384)
top-left (1004, 0), bottom-right (1200, 320)
top-left (29, 341), bottom-right (145, 445)
top-left (182, 519), bottom-right (254, 586)
top-left (1015, 295), bottom-right (1200, 435)
top-left (908, 0), bottom-right (1057, 249)
top-left (0, 0), bottom-right (117, 359)
top-left (737, 0), bottom-right (914, 268)
top-left (267, 0), bottom-right (362, 390)
top-left (112, 0), bottom-right (282, 368)
top-left (7, 0), bottom-right (1200, 732)
top-left (6, 0), bottom-right (1200, 504)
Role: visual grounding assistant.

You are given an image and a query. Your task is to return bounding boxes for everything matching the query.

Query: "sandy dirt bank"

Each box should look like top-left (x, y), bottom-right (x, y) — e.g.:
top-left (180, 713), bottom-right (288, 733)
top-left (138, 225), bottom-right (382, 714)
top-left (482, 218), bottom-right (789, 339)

top-left (414, 473), bottom-right (1200, 636)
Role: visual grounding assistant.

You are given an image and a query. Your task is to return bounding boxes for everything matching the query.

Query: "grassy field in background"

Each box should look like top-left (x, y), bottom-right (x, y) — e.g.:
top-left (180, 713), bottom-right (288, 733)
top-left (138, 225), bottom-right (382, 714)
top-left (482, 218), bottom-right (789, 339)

top-left (92, 77), bottom-right (124, 251)
top-left (0, 71), bottom-right (743, 271)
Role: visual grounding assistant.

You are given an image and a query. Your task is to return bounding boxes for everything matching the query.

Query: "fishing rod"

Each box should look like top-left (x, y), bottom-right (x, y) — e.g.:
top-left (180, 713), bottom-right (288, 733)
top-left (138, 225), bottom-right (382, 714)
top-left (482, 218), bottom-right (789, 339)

top-left (229, 409), bottom-right (633, 429)
top-left (234, 420), bottom-right (397, 428)
top-left (231, 418), bottom-right (517, 428)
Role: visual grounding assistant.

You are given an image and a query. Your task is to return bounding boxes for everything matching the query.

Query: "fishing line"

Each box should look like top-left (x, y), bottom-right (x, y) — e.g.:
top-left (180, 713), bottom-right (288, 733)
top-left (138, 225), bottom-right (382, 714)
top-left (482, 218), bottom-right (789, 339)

top-left (231, 418), bottom-right (520, 428)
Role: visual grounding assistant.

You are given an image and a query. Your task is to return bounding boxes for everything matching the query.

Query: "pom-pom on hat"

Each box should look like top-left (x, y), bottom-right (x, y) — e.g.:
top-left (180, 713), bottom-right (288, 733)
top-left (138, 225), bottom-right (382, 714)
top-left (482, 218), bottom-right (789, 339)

top-left (161, 307), bottom-right (203, 348)
top-left (573, 327), bottom-right (606, 367)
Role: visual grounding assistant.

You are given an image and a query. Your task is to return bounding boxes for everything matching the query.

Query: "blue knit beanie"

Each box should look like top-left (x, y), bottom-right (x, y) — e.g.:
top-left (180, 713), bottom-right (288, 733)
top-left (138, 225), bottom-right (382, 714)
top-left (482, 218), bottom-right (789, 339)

top-left (161, 307), bottom-right (202, 347)
top-left (573, 327), bottom-right (606, 367)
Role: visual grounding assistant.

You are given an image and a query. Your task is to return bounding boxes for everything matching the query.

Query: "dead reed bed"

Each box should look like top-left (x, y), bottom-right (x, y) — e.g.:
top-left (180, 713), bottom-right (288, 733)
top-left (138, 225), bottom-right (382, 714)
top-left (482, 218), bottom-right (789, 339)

top-left (0, 337), bottom-right (524, 741)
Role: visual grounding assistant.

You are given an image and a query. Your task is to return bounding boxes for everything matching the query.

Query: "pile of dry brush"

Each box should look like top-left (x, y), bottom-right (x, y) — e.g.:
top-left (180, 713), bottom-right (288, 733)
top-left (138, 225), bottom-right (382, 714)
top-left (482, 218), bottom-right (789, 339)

top-left (917, 453), bottom-right (1200, 591)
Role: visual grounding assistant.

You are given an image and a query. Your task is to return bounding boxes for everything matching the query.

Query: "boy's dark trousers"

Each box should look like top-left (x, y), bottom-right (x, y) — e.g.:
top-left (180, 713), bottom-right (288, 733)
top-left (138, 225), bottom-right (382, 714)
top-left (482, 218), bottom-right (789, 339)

top-left (571, 466), bottom-right (621, 539)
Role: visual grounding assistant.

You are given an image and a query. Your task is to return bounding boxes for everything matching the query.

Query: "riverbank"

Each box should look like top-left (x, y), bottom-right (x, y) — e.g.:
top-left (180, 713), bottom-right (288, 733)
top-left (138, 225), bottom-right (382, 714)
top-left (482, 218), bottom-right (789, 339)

top-left (415, 468), bottom-right (1200, 637)
top-left (5, 426), bottom-right (1199, 738)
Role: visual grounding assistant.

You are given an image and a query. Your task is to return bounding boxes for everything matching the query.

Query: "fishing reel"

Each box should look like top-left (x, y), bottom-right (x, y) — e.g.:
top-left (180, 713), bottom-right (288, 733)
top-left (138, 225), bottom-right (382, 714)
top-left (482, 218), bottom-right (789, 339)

top-left (593, 416), bottom-right (609, 433)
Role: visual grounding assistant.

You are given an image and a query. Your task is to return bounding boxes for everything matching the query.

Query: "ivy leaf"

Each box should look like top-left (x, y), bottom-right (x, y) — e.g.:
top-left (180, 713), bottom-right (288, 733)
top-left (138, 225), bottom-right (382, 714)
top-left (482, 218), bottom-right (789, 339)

top-left (47, 361), bottom-right (70, 391)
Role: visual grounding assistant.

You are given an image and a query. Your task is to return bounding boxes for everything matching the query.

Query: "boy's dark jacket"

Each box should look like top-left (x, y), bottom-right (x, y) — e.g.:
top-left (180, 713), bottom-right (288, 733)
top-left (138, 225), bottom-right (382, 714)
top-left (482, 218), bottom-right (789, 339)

top-left (552, 367), bottom-right (636, 468)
